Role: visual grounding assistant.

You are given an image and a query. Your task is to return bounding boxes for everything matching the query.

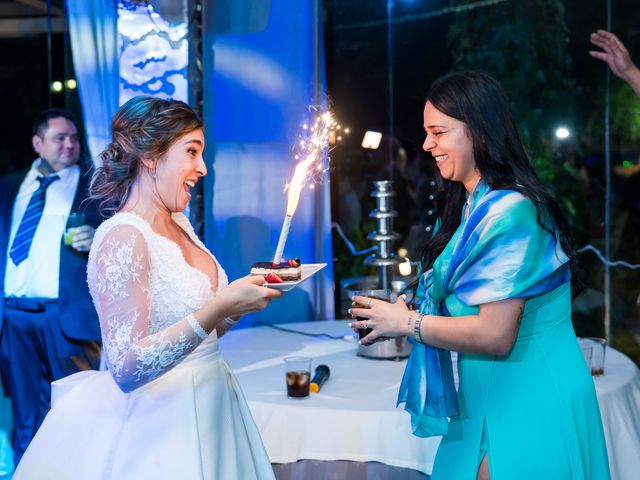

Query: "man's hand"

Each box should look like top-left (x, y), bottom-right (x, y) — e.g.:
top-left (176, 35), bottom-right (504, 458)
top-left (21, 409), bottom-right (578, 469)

top-left (67, 225), bottom-right (95, 252)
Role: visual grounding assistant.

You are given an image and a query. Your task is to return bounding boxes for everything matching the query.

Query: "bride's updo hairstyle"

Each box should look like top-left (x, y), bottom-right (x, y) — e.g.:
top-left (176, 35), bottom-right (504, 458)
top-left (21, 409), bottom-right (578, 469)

top-left (90, 95), bottom-right (203, 216)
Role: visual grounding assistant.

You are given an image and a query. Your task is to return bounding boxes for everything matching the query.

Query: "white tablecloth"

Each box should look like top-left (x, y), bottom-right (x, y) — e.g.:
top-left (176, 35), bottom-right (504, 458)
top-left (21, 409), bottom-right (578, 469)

top-left (595, 346), bottom-right (640, 480)
top-left (220, 320), bottom-right (640, 478)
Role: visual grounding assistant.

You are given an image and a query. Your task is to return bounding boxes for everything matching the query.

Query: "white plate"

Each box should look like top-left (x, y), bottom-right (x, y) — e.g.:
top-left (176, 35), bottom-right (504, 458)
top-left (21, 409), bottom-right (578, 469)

top-left (264, 263), bottom-right (327, 291)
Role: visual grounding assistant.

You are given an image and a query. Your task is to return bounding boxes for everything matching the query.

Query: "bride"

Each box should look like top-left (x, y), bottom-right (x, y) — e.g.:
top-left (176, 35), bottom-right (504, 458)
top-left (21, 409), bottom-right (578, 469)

top-left (14, 96), bottom-right (282, 479)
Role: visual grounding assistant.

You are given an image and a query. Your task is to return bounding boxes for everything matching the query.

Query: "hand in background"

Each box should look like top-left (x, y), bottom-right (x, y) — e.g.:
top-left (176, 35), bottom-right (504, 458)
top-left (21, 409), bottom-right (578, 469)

top-left (590, 29), bottom-right (640, 96)
top-left (67, 225), bottom-right (95, 252)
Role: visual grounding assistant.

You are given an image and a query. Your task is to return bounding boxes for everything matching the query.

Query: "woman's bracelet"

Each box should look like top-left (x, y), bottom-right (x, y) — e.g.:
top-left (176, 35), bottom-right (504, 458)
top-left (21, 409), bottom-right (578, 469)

top-left (413, 313), bottom-right (425, 343)
top-left (224, 317), bottom-right (239, 327)
top-left (187, 313), bottom-right (209, 341)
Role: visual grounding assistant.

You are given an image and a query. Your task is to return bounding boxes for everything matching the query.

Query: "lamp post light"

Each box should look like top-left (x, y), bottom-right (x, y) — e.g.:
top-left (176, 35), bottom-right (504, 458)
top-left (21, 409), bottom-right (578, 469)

top-left (555, 127), bottom-right (570, 140)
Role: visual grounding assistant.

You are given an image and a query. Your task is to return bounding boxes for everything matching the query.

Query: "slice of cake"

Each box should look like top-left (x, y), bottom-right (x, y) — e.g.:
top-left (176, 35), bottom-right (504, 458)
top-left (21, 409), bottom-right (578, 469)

top-left (251, 259), bottom-right (302, 282)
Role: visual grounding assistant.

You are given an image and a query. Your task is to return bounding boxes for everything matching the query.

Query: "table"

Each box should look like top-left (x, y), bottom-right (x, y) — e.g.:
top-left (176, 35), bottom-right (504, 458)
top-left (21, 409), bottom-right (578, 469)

top-left (594, 346), bottom-right (640, 480)
top-left (219, 321), bottom-right (640, 479)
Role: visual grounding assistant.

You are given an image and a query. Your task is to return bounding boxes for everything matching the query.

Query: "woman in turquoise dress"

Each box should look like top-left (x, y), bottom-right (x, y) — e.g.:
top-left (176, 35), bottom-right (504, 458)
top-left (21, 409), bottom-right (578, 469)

top-left (350, 71), bottom-right (610, 479)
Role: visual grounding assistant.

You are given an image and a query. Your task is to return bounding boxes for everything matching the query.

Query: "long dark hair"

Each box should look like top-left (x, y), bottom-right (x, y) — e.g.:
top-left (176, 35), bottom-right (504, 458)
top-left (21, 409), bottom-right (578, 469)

top-left (411, 71), bottom-right (582, 298)
top-left (90, 96), bottom-right (203, 216)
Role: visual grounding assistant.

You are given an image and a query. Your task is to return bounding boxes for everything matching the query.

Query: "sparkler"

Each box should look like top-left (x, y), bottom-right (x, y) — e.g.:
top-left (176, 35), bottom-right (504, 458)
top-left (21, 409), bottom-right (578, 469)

top-left (272, 109), bottom-right (341, 264)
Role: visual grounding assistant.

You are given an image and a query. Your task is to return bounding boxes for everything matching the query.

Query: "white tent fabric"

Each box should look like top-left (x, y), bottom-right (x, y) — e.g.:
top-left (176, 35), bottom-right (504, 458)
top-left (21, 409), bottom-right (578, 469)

top-left (66, 0), bottom-right (119, 162)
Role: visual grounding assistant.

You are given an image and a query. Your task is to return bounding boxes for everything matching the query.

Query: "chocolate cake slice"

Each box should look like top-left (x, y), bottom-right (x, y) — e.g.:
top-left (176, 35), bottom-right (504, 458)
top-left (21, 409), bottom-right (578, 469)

top-left (250, 259), bottom-right (302, 281)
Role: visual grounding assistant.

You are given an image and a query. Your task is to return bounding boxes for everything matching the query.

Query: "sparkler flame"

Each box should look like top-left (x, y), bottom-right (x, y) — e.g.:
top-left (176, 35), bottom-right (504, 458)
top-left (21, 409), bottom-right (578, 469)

top-left (286, 152), bottom-right (317, 216)
top-left (272, 107), bottom-right (345, 264)
top-left (283, 108), bottom-right (339, 216)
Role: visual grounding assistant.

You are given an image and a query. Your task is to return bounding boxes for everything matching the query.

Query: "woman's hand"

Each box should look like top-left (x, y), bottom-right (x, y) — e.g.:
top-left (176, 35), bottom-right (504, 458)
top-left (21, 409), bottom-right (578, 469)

top-left (348, 294), bottom-right (412, 344)
top-left (590, 30), bottom-right (636, 80)
top-left (215, 275), bottom-right (282, 318)
top-left (590, 30), bottom-right (640, 96)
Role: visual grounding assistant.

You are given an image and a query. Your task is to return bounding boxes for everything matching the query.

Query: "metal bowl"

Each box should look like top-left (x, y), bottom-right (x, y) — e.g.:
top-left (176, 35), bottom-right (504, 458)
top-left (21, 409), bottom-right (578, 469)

top-left (357, 337), bottom-right (412, 360)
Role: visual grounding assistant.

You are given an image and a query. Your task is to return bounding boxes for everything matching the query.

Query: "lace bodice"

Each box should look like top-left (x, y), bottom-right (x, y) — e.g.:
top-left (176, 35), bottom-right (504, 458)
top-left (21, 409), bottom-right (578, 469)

top-left (87, 212), bottom-right (228, 393)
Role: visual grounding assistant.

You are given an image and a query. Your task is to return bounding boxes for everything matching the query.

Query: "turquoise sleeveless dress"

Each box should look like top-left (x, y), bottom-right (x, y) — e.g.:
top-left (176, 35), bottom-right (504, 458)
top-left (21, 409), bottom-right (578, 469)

top-left (398, 181), bottom-right (610, 479)
top-left (432, 283), bottom-right (609, 479)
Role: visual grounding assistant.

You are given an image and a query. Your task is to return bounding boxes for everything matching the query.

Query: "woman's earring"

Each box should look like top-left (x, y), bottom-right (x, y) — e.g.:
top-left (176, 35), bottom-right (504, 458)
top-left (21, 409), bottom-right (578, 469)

top-left (149, 164), bottom-right (157, 180)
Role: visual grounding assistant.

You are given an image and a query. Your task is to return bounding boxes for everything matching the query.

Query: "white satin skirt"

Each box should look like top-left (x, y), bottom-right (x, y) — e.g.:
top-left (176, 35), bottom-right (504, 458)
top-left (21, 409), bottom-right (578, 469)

top-left (14, 337), bottom-right (275, 480)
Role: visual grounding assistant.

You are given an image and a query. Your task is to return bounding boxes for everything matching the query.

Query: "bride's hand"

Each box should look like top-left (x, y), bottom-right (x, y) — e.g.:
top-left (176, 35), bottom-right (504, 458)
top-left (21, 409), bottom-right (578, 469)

top-left (349, 294), bottom-right (412, 344)
top-left (216, 275), bottom-right (282, 317)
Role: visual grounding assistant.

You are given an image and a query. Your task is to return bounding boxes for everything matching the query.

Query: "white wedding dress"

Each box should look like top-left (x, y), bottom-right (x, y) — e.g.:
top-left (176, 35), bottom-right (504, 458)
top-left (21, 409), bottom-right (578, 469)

top-left (14, 212), bottom-right (275, 480)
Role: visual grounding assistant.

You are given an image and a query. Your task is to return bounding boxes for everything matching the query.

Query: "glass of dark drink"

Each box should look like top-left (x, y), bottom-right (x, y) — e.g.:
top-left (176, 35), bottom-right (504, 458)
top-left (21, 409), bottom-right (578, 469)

top-left (586, 337), bottom-right (606, 376)
top-left (284, 356), bottom-right (311, 398)
top-left (579, 340), bottom-right (592, 370)
top-left (352, 289), bottom-right (394, 340)
top-left (578, 337), bottom-right (606, 376)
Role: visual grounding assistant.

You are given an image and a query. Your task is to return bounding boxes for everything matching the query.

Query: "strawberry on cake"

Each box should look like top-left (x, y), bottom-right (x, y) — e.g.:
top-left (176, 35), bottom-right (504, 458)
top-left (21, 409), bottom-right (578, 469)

top-left (251, 259), bottom-right (301, 282)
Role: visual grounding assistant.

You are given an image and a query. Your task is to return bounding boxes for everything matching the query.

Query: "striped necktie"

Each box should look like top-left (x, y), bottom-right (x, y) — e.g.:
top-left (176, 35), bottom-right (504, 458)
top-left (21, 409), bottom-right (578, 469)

top-left (9, 174), bottom-right (60, 266)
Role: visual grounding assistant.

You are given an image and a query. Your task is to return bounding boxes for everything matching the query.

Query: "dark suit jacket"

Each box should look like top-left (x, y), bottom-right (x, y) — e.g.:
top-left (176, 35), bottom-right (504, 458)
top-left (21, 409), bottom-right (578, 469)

top-left (0, 163), bottom-right (102, 342)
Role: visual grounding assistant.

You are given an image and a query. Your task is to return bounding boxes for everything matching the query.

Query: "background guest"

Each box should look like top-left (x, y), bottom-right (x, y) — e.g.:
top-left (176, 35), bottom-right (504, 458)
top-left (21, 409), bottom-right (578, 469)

top-left (350, 71), bottom-right (610, 480)
top-left (0, 108), bottom-right (102, 465)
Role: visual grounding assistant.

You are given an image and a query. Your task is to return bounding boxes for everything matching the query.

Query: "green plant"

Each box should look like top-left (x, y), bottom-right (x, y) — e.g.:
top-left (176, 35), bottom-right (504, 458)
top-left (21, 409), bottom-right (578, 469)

top-left (448, 0), bottom-right (581, 215)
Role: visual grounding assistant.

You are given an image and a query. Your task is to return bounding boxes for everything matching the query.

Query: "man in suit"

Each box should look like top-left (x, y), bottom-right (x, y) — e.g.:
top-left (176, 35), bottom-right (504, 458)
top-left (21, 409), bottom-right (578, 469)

top-left (0, 108), bottom-right (102, 465)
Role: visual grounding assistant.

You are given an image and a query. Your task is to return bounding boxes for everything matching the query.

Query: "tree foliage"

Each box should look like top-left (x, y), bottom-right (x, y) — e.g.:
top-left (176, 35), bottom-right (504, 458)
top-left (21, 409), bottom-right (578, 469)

top-left (448, 0), bottom-right (584, 229)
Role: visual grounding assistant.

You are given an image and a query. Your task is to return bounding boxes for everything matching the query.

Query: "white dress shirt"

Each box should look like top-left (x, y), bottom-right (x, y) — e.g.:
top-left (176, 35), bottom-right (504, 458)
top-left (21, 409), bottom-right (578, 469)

top-left (4, 159), bottom-right (80, 298)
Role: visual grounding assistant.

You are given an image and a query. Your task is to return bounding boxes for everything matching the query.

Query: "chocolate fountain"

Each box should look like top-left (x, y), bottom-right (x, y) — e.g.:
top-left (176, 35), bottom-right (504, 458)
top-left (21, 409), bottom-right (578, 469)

top-left (364, 180), bottom-right (402, 289)
top-left (358, 180), bottom-right (412, 359)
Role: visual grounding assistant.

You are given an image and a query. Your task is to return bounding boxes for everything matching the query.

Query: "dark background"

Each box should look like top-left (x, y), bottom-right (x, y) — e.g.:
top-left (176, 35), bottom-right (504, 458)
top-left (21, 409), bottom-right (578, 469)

top-left (323, 0), bottom-right (640, 362)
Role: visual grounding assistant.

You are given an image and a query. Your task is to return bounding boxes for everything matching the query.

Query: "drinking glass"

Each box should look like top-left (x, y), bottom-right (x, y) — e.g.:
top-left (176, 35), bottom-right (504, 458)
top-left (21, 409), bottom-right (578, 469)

top-left (579, 340), bottom-right (593, 371)
top-left (585, 337), bottom-right (606, 376)
top-left (64, 212), bottom-right (86, 246)
top-left (284, 356), bottom-right (311, 398)
top-left (352, 289), bottom-right (395, 340)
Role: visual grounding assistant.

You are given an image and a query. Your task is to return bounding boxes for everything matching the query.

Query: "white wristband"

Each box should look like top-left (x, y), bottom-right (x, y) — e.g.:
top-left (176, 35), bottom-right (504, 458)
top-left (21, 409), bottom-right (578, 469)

top-left (187, 313), bottom-right (209, 341)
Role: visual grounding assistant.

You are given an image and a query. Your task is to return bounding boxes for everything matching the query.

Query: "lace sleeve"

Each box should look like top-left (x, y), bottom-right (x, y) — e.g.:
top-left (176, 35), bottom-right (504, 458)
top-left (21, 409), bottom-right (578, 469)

top-left (91, 224), bottom-right (209, 393)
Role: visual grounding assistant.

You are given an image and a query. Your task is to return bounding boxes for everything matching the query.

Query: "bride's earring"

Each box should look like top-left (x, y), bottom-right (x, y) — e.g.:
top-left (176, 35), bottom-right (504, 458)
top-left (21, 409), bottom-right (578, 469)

top-left (148, 163), bottom-right (157, 180)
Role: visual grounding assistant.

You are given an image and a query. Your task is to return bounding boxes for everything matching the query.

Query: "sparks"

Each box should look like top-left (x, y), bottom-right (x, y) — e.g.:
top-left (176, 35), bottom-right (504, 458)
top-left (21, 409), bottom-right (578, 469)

top-left (284, 106), bottom-right (343, 195)
top-left (272, 107), bottom-right (346, 263)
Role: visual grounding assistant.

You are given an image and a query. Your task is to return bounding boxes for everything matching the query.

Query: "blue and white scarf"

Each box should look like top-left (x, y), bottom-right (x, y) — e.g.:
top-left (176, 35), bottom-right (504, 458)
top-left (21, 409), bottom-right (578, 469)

top-left (397, 181), bottom-right (570, 437)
